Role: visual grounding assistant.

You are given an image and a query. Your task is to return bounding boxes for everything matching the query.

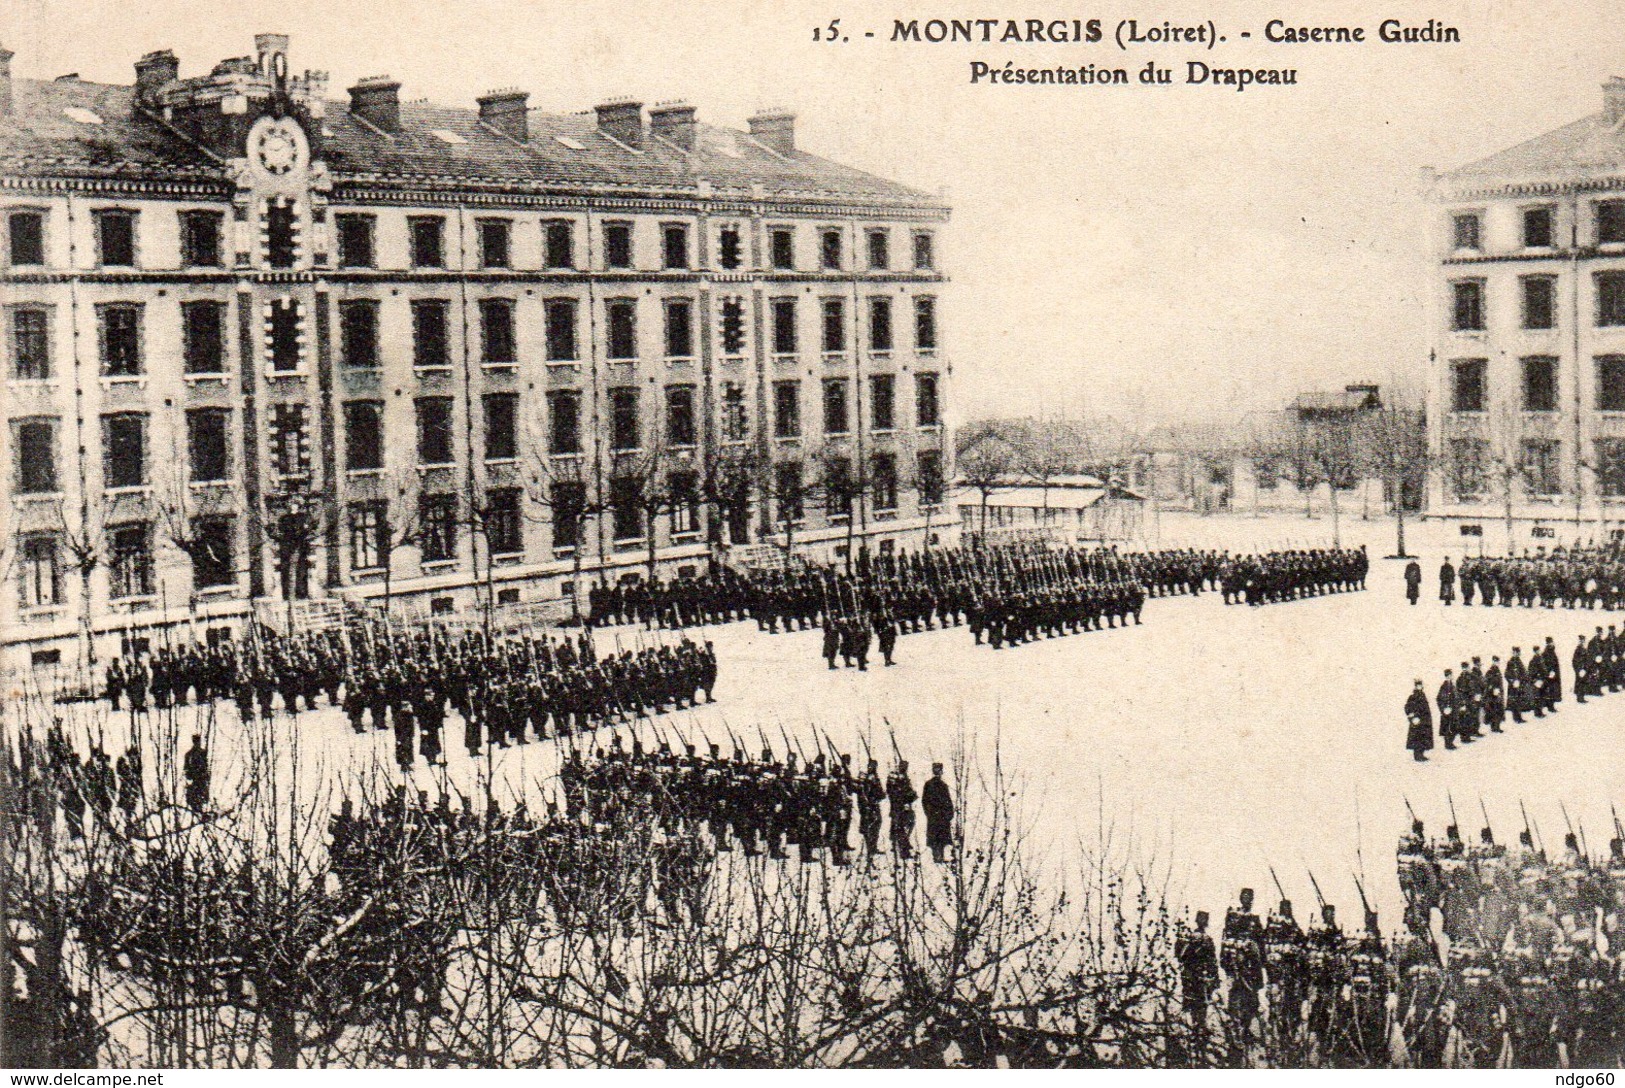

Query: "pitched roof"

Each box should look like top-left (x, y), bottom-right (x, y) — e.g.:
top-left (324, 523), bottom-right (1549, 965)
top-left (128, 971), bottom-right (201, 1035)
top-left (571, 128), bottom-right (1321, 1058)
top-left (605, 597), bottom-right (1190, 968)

top-left (0, 75), bottom-right (943, 208)
top-left (1443, 111), bottom-right (1625, 192)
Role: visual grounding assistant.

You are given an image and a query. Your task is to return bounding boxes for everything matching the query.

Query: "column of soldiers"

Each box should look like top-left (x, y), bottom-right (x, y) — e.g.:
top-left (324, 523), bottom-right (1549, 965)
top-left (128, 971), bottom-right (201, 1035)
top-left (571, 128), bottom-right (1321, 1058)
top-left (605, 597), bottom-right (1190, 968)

top-left (1404, 637), bottom-right (1567, 761)
top-left (1179, 812), bottom-right (1625, 1067)
top-left (96, 621), bottom-right (720, 771)
top-left (1218, 547), bottom-right (1370, 607)
top-left (556, 735), bottom-right (958, 865)
top-left (4, 719), bottom-right (212, 835)
top-left (1438, 546), bottom-right (1625, 610)
top-left (584, 567), bottom-right (754, 630)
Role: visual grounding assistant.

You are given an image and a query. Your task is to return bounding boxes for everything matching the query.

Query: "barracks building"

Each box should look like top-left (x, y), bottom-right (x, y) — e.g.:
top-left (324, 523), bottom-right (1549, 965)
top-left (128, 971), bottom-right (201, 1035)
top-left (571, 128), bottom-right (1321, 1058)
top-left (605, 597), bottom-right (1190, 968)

top-left (0, 34), bottom-right (952, 669)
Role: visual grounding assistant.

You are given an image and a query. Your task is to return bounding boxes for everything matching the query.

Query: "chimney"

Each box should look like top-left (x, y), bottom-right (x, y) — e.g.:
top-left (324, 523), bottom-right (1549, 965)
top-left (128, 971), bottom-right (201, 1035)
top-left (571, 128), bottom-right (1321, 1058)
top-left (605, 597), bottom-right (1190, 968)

top-left (1606, 76), bottom-right (1625, 127)
top-left (747, 109), bottom-right (796, 156)
top-left (477, 88), bottom-right (529, 142)
top-left (594, 98), bottom-right (643, 150)
top-left (649, 101), bottom-right (697, 151)
top-left (0, 44), bottom-right (12, 118)
top-left (133, 49), bottom-right (178, 111)
top-left (348, 75), bottom-right (401, 134)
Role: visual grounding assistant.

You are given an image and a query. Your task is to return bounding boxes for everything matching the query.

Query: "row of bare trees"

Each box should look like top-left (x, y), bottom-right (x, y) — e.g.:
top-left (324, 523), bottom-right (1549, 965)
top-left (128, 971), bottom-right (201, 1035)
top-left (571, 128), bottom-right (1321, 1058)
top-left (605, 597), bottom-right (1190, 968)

top-left (3, 695), bottom-right (1191, 1069)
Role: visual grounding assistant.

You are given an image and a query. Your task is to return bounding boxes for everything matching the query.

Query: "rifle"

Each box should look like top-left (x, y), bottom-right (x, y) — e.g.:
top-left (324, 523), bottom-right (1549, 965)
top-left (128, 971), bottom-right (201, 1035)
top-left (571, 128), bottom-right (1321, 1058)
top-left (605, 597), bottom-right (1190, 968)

top-left (885, 717), bottom-right (903, 769)
top-left (1613, 802), bottom-right (1624, 844)
top-left (1478, 795), bottom-right (1493, 842)
top-left (1448, 791), bottom-right (1460, 834)
top-left (1403, 795), bottom-right (1419, 828)
top-left (1267, 864), bottom-right (1287, 907)
top-left (1307, 870), bottom-right (1328, 915)
top-left (1520, 799), bottom-right (1534, 849)
top-left (1352, 873), bottom-right (1372, 920)
top-left (1560, 800), bottom-right (1578, 855)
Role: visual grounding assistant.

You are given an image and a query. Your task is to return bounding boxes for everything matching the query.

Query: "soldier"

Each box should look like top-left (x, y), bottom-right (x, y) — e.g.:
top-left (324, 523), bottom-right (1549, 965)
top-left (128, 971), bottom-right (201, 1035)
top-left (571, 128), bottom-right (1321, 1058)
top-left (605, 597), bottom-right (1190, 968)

top-left (1482, 655), bottom-right (1505, 733)
top-left (856, 758), bottom-right (885, 858)
top-left (183, 733), bottom-right (209, 814)
top-left (114, 743), bottom-right (142, 823)
top-left (1345, 909), bottom-right (1392, 1066)
top-left (822, 622), bottom-right (840, 670)
top-left (1437, 669), bottom-right (1458, 751)
top-left (1439, 557), bottom-right (1456, 605)
top-left (1506, 647), bottom-right (1530, 724)
top-left (1405, 680), bottom-right (1433, 761)
top-left (1304, 903), bottom-right (1348, 1058)
top-left (877, 615), bottom-right (898, 667)
top-left (1264, 898), bottom-right (1308, 1044)
top-left (1572, 634), bottom-right (1591, 704)
top-left (105, 657), bottom-right (126, 710)
top-left (1221, 888), bottom-right (1266, 1044)
top-left (1177, 909), bottom-right (1220, 1032)
top-left (1404, 559), bottom-right (1422, 606)
top-left (921, 762), bottom-right (954, 863)
top-left (886, 760), bottom-right (917, 860)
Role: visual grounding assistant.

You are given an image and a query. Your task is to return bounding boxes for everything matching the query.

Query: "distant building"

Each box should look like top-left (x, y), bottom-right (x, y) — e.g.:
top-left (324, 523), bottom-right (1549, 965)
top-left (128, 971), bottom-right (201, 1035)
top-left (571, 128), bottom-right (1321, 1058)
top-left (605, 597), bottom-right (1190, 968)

top-left (958, 473), bottom-right (1144, 543)
top-left (1428, 76), bottom-right (1625, 545)
top-left (0, 34), bottom-right (952, 669)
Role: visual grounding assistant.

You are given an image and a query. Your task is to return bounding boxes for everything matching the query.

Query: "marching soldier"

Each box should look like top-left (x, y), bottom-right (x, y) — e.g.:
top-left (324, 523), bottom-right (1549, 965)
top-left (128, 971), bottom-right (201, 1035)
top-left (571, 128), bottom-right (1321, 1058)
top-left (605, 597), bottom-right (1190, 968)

top-left (886, 760), bottom-right (918, 860)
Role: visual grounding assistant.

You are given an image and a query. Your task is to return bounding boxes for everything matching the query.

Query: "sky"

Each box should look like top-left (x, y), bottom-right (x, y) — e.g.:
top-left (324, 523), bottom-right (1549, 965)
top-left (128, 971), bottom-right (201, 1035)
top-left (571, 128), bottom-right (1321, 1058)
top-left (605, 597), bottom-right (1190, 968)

top-left (7, 0), bottom-right (1623, 426)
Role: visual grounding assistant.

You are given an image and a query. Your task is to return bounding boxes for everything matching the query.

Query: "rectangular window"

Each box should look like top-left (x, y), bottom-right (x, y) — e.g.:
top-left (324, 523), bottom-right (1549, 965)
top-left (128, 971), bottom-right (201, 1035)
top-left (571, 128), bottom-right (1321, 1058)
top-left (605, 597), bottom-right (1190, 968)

top-left (14, 418), bottom-right (58, 494)
top-left (775, 461), bottom-right (804, 522)
top-left (545, 298), bottom-right (580, 361)
top-left (479, 218), bottom-right (512, 269)
top-left (1450, 359), bottom-right (1487, 413)
top-left (913, 231), bottom-right (935, 271)
top-left (1598, 272), bottom-right (1625, 327)
top-left (610, 476), bottom-right (642, 541)
top-left (870, 374), bottom-right (896, 431)
top-left (721, 381), bottom-right (748, 442)
top-left (186, 408), bottom-right (230, 482)
top-left (823, 378), bottom-right (850, 435)
top-left (109, 523), bottom-right (153, 599)
top-left (1452, 281), bottom-right (1485, 331)
top-left (547, 390), bottom-right (581, 455)
top-left (412, 300), bottom-right (451, 368)
top-left (99, 303), bottom-right (143, 376)
top-left (419, 494), bottom-right (458, 561)
top-left (773, 380), bottom-right (801, 438)
top-left (1602, 437), bottom-right (1625, 497)
top-left (190, 516), bottom-right (234, 588)
top-left (604, 221), bottom-right (633, 269)
top-left (1448, 438), bottom-right (1487, 502)
top-left (484, 493), bottom-right (523, 558)
top-left (662, 223), bottom-right (690, 270)
top-left (868, 296), bottom-right (893, 352)
top-left (915, 296), bottom-right (938, 351)
top-left (349, 502), bottom-right (387, 571)
top-left (180, 211), bottom-right (223, 268)
top-left (1597, 355), bottom-right (1625, 413)
top-left (609, 387), bottom-right (640, 451)
top-left (770, 227), bottom-right (794, 270)
top-left (12, 307), bottom-right (50, 379)
top-left (664, 298), bottom-right (694, 358)
top-left (718, 225), bottom-right (743, 270)
top-left (1521, 356), bottom-right (1558, 413)
top-left (871, 452), bottom-right (898, 512)
top-left (8, 210), bottom-right (45, 267)
top-left (268, 298), bottom-right (301, 373)
top-left (178, 300), bottom-right (225, 374)
top-left (416, 397), bottom-right (454, 465)
top-left (821, 298), bottom-right (845, 353)
top-left (771, 297), bottom-right (798, 355)
top-left (269, 404), bottom-right (310, 479)
top-left (480, 298), bottom-right (517, 364)
top-left (821, 228), bottom-right (843, 271)
top-left (1524, 206), bottom-right (1554, 249)
top-left (915, 372), bottom-right (941, 427)
top-left (1599, 201), bottom-right (1625, 246)
top-left (335, 214), bottom-right (375, 268)
top-left (483, 392), bottom-right (518, 460)
top-left (1452, 212), bottom-right (1481, 251)
top-left (1522, 276), bottom-right (1556, 331)
top-left (1521, 439), bottom-right (1560, 497)
top-left (666, 384), bottom-right (697, 447)
top-left (719, 297), bottom-right (746, 355)
top-left (544, 220), bottom-right (574, 270)
top-left (606, 298), bottom-right (636, 360)
top-left (338, 300), bottom-right (379, 369)
top-left (867, 229), bottom-right (890, 270)
top-left (917, 450), bottom-right (944, 506)
top-left (550, 480), bottom-right (586, 551)
top-left (825, 455), bottom-right (853, 519)
top-left (265, 202), bottom-right (297, 269)
top-left (96, 210), bottom-right (136, 267)
top-left (18, 533), bottom-right (62, 608)
top-left (409, 216), bottom-right (445, 268)
top-left (669, 470), bottom-right (700, 537)
top-left (102, 412), bottom-right (147, 489)
top-left (344, 400), bottom-right (384, 471)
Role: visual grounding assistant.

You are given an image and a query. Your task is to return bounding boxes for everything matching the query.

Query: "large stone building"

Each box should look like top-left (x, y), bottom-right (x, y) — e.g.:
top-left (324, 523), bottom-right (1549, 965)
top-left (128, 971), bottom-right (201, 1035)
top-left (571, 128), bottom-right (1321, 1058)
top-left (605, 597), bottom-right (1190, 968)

top-left (0, 35), bottom-right (952, 669)
top-left (1429, 77), bottom-right (1625, 547)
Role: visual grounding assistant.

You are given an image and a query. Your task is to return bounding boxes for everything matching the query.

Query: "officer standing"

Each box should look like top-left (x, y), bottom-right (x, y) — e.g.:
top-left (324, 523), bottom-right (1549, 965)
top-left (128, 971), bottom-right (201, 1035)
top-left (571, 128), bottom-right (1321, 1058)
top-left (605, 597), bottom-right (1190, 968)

top-left (1440, 557), bottom-right (1456, 605)
top-left (1405, 680), bottom-right (1433, 761)
top-left (921, 762), bottom-right (955, 862)
top-left (1404, 559), bottom-right (1422, 605)
top-left (183, 733), bottom-right (210, 814)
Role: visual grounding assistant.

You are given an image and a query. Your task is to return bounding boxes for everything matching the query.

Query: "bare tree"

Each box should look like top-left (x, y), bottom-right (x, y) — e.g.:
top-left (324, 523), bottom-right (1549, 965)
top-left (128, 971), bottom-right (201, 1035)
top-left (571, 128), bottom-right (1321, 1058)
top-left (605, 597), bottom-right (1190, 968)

top-left (701, 444), bottom-right (760, 564)
top-left (1366, 402), bottom-right (1429, 558)
top-left (523, 455), bottom-right (605, 625)
top-left (954, 436), bottom-right (1015, 541)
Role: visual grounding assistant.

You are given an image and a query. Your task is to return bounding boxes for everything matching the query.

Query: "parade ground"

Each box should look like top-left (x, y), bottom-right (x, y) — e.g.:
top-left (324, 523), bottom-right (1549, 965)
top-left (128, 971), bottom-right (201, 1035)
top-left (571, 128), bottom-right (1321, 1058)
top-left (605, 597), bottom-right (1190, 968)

top-left (49, 511), bottom-right (1625, 927)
